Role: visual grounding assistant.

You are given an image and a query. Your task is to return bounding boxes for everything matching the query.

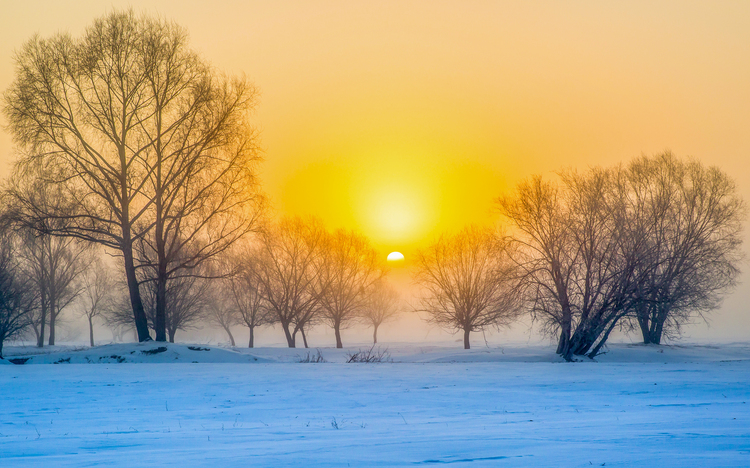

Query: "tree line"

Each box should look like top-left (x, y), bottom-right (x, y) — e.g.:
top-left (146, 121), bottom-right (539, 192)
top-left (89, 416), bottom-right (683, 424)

top-left (0, 11), bottom-right (744, 359)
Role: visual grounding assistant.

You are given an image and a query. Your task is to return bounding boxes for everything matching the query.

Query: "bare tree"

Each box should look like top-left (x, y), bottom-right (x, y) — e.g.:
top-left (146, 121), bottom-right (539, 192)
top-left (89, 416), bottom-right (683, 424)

top-left (135, 19), bottom-right (263, 342)
top-left (256, 217), bottom-right (327, 348)
top-left (623, 153), bottom-right (745, 344)
top-left (79, 259), bottom-right (115, 347)
top-left (414, 226), bottom-right (521, 349)
top-left (142, 272), bottom-right (208, 343)
top-left (3, 10), bottom-right (263, 342)
top-left (207, 290), bottom-right (239, 347)
top-left (361, 280), bottom-right (400, 344)
top-left (17, 228), bottom-right (88, 347)
top-left (225, 249), bottom-right (271, 348)
top-left (0, 231), bottom-right (35, 359)
top-left (318, 229), bottom-right (383, 348)
top-left (499, 171), bottom-right (639, 360)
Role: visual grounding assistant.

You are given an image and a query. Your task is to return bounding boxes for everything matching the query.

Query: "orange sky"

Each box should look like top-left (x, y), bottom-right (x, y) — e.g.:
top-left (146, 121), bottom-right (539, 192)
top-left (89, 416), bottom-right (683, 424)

top-left (1, 1), bottom-right (749, 340)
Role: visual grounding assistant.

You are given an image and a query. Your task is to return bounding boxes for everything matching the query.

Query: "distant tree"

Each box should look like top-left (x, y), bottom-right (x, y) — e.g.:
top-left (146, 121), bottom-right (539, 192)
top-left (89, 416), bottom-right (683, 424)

top-left (207, 291), bottom-right (239, 347)
top-left (318, 229), bottom-right (383, 348)
top-left (3, 10), bottom-right (263, 342)
top-left (414, 226), bottom-right (522, 349)
top-left (256, 217), bottom-right (327, 348)
top-left (79, 260), bottom-right (115, 347)
top-left (0, 230), bottom-right (35, 358)
top-left (623, 153), bottom-right (745, 344)
top-left (225, 249), bottom-right (272, 348)
top-left (361, 280), bottom-right (400, 344)
top-left (17, 231), bottom-right (88, 347)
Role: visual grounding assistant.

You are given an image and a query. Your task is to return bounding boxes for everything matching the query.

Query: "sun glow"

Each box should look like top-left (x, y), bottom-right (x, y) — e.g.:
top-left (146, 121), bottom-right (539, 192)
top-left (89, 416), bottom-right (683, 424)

top-left (387, 251), bottom-right (405, 262)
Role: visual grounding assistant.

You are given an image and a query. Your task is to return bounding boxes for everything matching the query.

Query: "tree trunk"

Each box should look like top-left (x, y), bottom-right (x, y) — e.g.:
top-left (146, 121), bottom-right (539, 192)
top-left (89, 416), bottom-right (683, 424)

top-left (373, 324), bottom-right (378, 344)
top-left (122, 238), bottom-right (151, 342)
top-left (248, 326), bottom-right (254, 348)
top-left (334, 322), bottom-right (343, 349)
top-left (301, 327), bottom-right (309, 348)
top-left (37, 287), bottom-right (47, 347)
top-left (168, 329), bottom-right (176, 343)
top-left (463, 328), bottom-right (471, 349)
top-left (282, 322), bottom-right (296, 348)
top-left (556, 309), bottom-right (572, 356)
top-left (637, 303), bottom-right (651, 344)
top-left (224, 326), bottom-right (235, 347)
top-left (48, 302), bottom-right (56, 346)
top-left (154, 128), bottom-right (168, 343)
top-left (88, 315), bottom-right (95, 347)
top-left (154, 269), bottom-right (167, 342)
top-left (0, 340), bottom-right (3, 359)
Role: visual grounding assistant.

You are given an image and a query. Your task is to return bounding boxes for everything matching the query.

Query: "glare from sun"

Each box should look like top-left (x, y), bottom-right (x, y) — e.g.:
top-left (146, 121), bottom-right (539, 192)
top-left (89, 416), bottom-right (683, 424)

top-left (387, 251), bottom-right (405, 262)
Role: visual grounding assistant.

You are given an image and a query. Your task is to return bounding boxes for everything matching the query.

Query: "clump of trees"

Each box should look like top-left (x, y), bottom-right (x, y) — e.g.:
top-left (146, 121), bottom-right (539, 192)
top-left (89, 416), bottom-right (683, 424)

top-left (499, 152), bottom-right (745, 360)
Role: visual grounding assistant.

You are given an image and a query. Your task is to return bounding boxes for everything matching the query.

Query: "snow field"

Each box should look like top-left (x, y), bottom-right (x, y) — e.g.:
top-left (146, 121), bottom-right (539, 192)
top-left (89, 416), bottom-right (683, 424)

top-left (1, 344), bottom-right (749, 467)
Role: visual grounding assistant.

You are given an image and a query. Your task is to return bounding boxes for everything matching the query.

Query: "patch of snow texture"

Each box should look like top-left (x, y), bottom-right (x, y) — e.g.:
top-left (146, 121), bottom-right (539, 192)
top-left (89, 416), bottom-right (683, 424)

top-left (0, 343), bottom-right (748, 466)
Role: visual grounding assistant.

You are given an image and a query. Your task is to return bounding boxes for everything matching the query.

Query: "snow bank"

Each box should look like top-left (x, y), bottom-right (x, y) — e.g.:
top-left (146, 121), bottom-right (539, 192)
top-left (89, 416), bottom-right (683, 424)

top-left (4, 342), bottom-right (269, 364)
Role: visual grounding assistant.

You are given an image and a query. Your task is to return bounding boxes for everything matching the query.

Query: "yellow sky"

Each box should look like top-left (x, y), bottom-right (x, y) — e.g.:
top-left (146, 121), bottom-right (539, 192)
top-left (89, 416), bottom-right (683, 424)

top-left (1, 1), bottom-right (750, 338)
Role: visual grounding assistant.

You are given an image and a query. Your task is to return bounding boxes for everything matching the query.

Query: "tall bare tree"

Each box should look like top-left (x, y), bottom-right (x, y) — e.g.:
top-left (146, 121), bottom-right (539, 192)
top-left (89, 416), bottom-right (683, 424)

top-left (135, 20), bottom-right (263, 342)
top-left (414, 226), bottom-right (521, 349)
top-left (256, 217), bottom-right (327, 348)
top-left (361, 280), bottom-right (401, 344)
top-left (3, 10), bottom-right (263, 342)
top-left (318, 229), bottom-right (383, 348)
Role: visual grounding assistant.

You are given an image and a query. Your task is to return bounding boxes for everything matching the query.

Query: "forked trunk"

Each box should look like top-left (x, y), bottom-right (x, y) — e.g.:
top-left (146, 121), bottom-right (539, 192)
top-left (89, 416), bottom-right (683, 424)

top-left (282, 322), bottom-right (296, 348)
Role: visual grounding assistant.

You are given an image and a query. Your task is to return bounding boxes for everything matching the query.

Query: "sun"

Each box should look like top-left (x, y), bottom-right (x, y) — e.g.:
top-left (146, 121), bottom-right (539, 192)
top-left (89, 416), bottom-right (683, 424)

top-left (387, 251), bottom-right (405, 262)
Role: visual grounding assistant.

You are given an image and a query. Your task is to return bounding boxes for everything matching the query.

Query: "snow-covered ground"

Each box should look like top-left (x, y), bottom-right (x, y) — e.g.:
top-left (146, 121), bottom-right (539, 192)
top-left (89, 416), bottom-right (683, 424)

top-left (1, 342), bottom-right (749, 466)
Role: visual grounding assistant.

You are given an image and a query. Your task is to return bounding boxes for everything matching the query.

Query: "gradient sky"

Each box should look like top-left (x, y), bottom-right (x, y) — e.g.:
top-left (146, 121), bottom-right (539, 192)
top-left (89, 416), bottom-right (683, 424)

top-left (1, 1), bottom-right (749, 341)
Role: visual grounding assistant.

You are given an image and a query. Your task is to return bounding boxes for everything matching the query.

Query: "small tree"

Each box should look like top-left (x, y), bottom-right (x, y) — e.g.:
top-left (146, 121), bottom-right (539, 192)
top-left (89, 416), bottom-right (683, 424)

top-left (361, 280), bottom-right (400, 344)
top-left (256, 217), bottom-right (327, 348)
top-left (414, 226), bottom-right (521, 349)
top-left (207, 291), bottom-right (240, 347)
top-left (318, 229), bottom-right (383, 348)
top-left (226, 250), bottom-right (271, 348)
top-left (79, 260), bottom-right (115, 347)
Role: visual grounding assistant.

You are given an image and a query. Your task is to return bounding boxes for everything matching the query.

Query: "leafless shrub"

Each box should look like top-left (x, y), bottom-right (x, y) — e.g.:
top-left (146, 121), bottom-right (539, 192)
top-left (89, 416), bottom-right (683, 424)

top-left (297, 349), bottom-right (327, 363)
top-left (346, 345), bottom-right (392, 363)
